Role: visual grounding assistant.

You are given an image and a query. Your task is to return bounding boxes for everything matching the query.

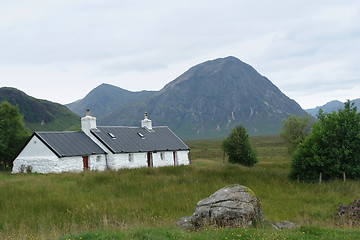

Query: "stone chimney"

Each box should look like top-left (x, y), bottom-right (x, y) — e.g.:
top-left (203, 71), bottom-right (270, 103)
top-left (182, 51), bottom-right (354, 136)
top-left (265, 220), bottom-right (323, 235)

top-left (141, 112), bottom-right (152, 130)
top-left (81, 109), bottom-right (97, 135)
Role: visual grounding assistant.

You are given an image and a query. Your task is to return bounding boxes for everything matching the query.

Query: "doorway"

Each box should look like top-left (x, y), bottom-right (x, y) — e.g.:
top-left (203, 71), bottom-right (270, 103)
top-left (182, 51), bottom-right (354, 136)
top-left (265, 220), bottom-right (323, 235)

top-left (147, 152), bottom-right (153, 167)
top-left (173, 151), bottom-right (178, 166)
top-left (83, 156), bottom-right (89, 169)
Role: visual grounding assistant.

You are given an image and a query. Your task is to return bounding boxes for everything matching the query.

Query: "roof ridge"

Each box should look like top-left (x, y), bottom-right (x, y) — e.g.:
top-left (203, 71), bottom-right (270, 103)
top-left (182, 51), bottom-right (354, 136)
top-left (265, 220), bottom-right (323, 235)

top-left (36, 131), bottom-right (84, 134)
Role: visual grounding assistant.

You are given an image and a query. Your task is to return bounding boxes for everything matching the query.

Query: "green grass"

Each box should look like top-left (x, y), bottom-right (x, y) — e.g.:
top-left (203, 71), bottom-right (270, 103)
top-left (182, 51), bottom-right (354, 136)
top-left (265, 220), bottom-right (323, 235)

top-left (0, 135), bottom-right (360, 239)
top-left (57, 226), bottom-right (360, 240)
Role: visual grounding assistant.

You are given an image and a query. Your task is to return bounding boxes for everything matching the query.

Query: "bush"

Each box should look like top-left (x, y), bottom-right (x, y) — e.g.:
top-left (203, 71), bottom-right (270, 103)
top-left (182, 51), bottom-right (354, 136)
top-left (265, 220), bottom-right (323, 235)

top-left (222, 125), bottom-right (258, 167)
top-left (0, 101), bottom-right (30, 170)
top-left (289, 101), bottom-right (360, 181)
top-left (280, 113), bottom-right (312, 155)
top-left (26, 165), bottom-right (33, 173)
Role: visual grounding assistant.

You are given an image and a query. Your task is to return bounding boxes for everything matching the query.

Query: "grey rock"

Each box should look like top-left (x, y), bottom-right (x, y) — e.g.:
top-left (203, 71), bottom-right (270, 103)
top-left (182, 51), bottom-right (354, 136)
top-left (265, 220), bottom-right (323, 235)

top-left (272, 220), bottom-right (297, 230)
top-left (177, 184), bottom-right (264, 230)
top-left (175, 216), bottom-right (195, 231)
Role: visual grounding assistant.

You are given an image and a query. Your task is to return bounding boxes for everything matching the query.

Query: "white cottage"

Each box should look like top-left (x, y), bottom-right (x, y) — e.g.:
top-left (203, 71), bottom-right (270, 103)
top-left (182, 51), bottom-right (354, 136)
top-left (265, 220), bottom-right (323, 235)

top-left (12, 111), bottom-right (190, 173)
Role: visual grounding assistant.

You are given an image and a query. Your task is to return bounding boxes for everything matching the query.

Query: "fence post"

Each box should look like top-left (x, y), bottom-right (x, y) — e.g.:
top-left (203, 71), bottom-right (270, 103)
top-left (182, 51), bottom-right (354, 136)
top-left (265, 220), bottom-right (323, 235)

top-left (223, 151), bottom-right (225, 164)
top-left (343, 172), bottom-right (346, 182)
top-left (319, 172), bottom-right (322, 184)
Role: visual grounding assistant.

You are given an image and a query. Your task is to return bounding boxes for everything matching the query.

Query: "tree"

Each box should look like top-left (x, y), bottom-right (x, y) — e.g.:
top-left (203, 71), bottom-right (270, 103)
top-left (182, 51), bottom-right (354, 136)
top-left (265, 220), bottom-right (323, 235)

top-left (289, 101), bottom-right (360, 181)
top-left (222, 125), bottom-right (258, 167)
top-left (280, 113), bottom-right (312, 155)
top-left (0, 101), bottom-right (30, 170)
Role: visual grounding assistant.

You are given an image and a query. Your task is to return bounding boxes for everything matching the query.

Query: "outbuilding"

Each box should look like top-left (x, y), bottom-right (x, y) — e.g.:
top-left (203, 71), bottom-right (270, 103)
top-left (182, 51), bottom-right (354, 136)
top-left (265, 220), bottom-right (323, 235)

top-left (12, 111), bottom-right (190, 173)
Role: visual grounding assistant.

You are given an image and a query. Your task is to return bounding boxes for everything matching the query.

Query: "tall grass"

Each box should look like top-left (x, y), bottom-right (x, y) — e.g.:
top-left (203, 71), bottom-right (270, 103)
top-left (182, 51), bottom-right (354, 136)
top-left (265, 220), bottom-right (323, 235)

top-left (0, 135), bottom-right (359, 239)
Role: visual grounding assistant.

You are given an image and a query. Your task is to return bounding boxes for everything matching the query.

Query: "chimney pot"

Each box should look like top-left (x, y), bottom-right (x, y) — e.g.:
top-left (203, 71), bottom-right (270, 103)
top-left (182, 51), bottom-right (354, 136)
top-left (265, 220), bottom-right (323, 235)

top-left (141, 112), bottom-right (152, 130)
top-left (82, 110), bottom-right (97, 135)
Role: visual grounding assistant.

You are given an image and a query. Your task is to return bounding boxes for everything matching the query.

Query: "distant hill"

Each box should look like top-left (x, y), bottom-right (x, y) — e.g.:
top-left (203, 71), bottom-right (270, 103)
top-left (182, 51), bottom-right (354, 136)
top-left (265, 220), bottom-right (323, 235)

top-left (0, 87), bottom-right (80, 132)
top-left (305, 99), bottom-right (360, 117)
top-left (66, 83), bottom-right (155, 118)
top-left (68, 57), bottom-right (305, 139)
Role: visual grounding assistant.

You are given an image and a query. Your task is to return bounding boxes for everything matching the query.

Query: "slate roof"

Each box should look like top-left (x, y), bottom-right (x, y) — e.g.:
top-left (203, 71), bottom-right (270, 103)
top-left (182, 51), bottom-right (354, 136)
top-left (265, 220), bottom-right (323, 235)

top-left (91, 126), bottom-right (189, 153)
top-left (34, 131), bottom-right (106, 157)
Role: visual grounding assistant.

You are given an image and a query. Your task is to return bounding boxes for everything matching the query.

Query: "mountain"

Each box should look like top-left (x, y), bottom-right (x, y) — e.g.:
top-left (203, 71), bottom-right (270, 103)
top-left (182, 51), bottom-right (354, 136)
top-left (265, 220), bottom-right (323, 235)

top-left (0, 87), bottom-right (80, 132)
top-left (91, 56), bottom-right (304, 139)
top-left (66, 83), bottom-right (155, 118)
top-left (306, 99), bottom-right (360, 117)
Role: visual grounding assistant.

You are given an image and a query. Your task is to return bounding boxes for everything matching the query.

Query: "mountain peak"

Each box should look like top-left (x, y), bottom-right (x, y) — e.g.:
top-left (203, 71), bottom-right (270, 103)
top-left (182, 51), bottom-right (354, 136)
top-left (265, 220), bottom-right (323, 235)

top-left (97, 57), bottom-right (304, 139)
top-left (161, 56), bottom-right (255, 92)
top-left (306, 99), bottom-right (360, 117)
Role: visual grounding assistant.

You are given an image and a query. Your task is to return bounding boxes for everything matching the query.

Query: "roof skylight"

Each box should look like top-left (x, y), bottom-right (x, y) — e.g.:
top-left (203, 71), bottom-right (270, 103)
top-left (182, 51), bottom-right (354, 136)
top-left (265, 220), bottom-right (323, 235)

top-left (137, 132), bottom-right (145, 139)
top-left (108, 132), bottom-right (116, 139)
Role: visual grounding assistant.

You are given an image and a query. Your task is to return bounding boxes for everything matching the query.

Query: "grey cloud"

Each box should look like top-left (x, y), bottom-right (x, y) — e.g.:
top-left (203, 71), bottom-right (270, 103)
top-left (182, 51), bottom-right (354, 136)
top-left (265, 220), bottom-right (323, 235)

top-left (0, 0), bottom-right (359, 107)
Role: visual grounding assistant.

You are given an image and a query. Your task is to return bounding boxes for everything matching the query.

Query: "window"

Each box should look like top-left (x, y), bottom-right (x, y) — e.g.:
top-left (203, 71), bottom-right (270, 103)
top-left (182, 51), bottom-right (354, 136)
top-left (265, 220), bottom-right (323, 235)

top-left (160, 152), bottom-right (165, 160)
top-left (128, 154), bottom-right (134, 162)
top-left (96, 156), bottom-right (101, 162)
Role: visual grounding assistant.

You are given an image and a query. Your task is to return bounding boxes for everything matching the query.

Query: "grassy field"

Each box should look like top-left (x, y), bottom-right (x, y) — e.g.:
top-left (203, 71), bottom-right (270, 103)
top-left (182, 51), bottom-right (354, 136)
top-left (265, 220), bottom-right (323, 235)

top-left (0, 135), bottom-right (360, 239)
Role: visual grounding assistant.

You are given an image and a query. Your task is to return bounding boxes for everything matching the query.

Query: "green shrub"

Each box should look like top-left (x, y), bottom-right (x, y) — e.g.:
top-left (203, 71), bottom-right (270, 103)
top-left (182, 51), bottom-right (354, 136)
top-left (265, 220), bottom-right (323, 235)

top-left (280, 113), bottom-right (312, 155)
top-left (290, 101), bottom-right (360, 181)
top-left (222, 125), bottom-right (258, 167)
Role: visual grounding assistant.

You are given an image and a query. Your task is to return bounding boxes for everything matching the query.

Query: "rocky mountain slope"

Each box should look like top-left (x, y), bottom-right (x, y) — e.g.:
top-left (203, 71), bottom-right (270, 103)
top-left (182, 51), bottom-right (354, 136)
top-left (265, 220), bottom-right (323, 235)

top-left (68, 56), bottom-right (304, 139)
top-left (67, 83), bottom-right (155, 118)
top-left (0, 87), bottom-right (80, 132)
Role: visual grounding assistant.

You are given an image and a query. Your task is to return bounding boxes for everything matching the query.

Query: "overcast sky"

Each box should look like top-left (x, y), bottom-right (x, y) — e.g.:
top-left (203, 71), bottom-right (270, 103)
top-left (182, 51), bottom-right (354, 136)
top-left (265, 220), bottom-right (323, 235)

top-left (1, 0), bottom-right (359, 109)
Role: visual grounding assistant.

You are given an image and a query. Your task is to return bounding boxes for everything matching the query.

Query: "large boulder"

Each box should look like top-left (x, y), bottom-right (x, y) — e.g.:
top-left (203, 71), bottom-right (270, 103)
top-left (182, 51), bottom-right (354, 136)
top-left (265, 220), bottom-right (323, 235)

top-left (176, 184), bottom-right (264, 230)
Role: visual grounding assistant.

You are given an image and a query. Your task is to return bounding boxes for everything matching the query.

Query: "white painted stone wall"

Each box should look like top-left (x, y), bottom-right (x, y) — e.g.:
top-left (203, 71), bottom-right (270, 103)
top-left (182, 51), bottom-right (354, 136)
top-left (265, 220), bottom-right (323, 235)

top-left (109, 152), bottom-right (148, 170)
top-left (13, 156), bottom-right (58, 173)
top-left (55, 156), bottom-right (83, 173)
top-left (89, 154), bottom-right (107, 171)
top-left (152, 151), bottom-right (174, 167)
top-left (176, 150), bottom-right (190, 165)
top-left (57, 154), bottom-right (107, 172)
top-left (12, 135), bottom-right (58, 173)
top-left (12, 135), bottom-right (108, 173)
top-left (13, 154), bottom-right (107, 174)
top-left (12, 132), bottom-right (190, 174)
top-left (109, 150), bottom-right (190, 170)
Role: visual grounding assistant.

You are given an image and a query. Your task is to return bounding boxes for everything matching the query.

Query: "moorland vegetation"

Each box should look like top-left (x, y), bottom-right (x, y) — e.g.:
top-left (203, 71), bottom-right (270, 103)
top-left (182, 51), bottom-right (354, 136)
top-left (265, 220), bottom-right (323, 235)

top-left (1, 135), bottom-right (360, 239)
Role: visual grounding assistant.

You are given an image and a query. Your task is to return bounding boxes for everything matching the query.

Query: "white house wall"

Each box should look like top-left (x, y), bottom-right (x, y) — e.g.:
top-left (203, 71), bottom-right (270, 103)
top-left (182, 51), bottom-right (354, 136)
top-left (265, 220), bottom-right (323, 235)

top-left (13, 156), bottom-right (58, 173)
top-left (12, 135), bottom-right (108, 173)
top-left (109, 150), bottom-right (190, 170)
top-left (89, 154), bottom-right (107, 171)
top-left (12, 135), bottom-right (58, 173)
top-left (53, 156), bottom-right (82, 173)
top-left (12, 135), bottom-right (190, 174)
top-left (16, 135), bottom-right (55, 158)
top-left (109, 152), bottom-right (148, 170)
top-left (152, 152), bottom-right (175, 167)
top-left (13, 154), bottom-right (106, 174)
top-left (56, 154), bottom-right (107, 173)
top-left (176, 150), bottom-right (190, 165)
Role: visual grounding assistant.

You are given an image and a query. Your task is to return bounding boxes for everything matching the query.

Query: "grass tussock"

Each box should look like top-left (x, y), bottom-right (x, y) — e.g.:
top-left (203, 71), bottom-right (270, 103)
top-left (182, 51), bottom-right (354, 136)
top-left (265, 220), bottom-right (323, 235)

top-left (0, 135), bottom-right (360, 239)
